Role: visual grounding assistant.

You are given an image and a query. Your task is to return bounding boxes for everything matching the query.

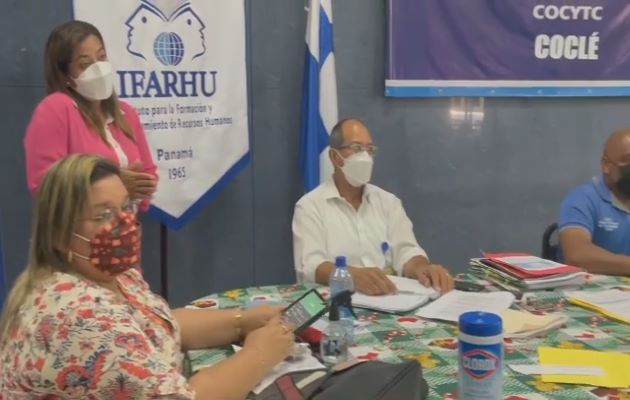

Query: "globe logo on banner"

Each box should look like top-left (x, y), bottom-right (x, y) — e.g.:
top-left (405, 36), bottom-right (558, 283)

top-left (125, 0), bottom-right (206, 66)
top-left (73, 0), bottom-right (250, 229)
top-left (154, 32), bottom-right (184, 66)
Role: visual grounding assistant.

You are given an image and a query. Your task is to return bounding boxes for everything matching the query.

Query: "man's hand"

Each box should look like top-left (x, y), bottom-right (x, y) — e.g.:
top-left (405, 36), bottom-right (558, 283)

top-left (348, 266), bottom-right (397, 295)
top-left (407, 263), bottom-right (454, 293)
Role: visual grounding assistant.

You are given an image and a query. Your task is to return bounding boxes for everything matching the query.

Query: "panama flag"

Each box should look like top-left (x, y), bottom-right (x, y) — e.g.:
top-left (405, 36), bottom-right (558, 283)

top-left (299, 0), bottom-right (338, 192)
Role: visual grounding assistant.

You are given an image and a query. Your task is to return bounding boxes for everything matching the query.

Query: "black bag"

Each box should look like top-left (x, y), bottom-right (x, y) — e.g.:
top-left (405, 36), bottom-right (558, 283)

top-left (256, 360), bottom-right (429, 400)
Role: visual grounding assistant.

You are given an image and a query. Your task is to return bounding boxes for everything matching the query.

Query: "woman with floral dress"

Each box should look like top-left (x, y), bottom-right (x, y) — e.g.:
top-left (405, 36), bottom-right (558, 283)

top-left (0, 155), bottom-right (294, 399)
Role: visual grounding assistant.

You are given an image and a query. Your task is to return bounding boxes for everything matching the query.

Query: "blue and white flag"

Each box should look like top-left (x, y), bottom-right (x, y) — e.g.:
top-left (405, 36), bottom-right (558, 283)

top-left (299, 0), bottom-right (338, 192)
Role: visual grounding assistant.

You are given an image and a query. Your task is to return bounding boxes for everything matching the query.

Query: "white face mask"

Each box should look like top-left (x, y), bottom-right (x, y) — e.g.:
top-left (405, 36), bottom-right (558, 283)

top-left (73, 61), bottom-right (115, 101)
top-left (336, 150), bottom-right (374, 187)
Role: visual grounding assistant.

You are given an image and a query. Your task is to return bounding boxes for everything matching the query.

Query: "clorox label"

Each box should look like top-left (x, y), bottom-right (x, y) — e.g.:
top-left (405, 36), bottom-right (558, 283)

top-left (462, 349), bottom-right (499, 379)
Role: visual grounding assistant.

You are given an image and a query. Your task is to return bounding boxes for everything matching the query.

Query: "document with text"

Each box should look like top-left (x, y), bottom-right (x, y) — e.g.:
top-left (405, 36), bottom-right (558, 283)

top-left (415, 290), bottom-right (515, 322)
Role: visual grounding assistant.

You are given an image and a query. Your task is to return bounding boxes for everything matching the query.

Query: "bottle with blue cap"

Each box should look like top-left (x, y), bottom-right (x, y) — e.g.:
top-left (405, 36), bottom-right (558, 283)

top-left (458, 311), bottom-right (503, 400)
top-left (329, 256), bottom-right (355, 344)
top-left (320, 290), bottom-right (353, 364)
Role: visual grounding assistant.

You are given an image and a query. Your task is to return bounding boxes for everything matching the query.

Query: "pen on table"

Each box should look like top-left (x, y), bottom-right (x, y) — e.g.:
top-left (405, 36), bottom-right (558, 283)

top-left (381, 241), bottom-right (399, 294)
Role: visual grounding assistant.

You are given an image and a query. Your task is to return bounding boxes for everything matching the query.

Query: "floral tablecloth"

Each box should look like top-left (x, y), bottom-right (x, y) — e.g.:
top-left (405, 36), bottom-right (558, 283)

top-left (187, 274), bottom-right (630, 400)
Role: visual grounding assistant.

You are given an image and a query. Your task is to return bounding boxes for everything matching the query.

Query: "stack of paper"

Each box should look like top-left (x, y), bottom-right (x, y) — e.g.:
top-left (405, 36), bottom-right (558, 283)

top-left (538, 347), bottom-right (630, 388)
top-left (352, 276), bottom-right (439, 313)
top-left (565, 289), bottom-right (630, 324)
top-left (415, 290), bottom-right (515, 322)
top-left (501, 309), bottom-right (569, 339)
top-left (485, 253), bottom-right (582, 276)
top-left (470, 253), bottom-right (586, 291)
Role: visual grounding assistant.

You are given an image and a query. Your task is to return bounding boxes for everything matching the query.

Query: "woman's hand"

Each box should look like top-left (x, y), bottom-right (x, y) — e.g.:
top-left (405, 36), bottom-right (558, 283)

top-left (241, 304), bottom-right (284, 336)
top-left (243, 317), bottom-right (295, 367)
top-left (121, 162), bottom-right (157, 200)
top-left (187, 317), bottom-right (296, 399)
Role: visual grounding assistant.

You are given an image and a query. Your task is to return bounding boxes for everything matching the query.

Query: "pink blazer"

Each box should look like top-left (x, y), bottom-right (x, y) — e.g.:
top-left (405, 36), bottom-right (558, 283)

top-left (24, 92), bottom-right (157, 203)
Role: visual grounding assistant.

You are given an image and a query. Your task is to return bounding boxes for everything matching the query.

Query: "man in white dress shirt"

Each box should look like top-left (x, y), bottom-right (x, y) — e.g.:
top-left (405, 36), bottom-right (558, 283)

top-left (292, 118), bottom-right (454, 295)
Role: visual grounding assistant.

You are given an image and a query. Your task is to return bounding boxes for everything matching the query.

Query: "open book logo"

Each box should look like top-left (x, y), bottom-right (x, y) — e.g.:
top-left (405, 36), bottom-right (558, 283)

top-left (462, 349), bottom-right (499, 379)
top-left (125, 0), bottom-right (206, 66)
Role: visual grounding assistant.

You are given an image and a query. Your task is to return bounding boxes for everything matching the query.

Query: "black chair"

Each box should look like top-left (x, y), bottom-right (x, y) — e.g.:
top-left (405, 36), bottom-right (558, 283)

top-left (541, 222), bottom-right (559, 261)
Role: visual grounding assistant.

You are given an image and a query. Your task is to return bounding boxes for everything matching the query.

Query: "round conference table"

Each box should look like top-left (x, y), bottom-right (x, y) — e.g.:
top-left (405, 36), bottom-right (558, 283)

top-left (185, 274), bottom-right (630, 400)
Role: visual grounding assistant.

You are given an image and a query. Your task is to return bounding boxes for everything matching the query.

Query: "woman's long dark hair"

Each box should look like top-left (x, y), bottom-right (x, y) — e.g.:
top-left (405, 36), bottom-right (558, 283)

top-left (44, 20), bottom-right (135, 142)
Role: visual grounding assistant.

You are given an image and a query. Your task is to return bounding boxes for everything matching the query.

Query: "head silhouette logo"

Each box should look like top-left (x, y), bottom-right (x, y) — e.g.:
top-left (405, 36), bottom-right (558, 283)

top-left (125, 0), bottom-right (206, 66)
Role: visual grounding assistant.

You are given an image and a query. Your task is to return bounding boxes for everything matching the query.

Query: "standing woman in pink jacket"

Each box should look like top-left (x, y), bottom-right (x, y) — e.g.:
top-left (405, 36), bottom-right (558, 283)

top-left (24, 20), bottom-right (157, 206)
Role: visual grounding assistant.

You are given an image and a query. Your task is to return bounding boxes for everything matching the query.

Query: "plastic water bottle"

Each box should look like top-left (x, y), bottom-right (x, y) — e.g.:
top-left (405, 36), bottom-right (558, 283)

top-left (320, 295), bottom-right (349, 365)
top-left (329, 256), bottom-right (355, 344)
top-left (458, 311), bottom-right (503, 400)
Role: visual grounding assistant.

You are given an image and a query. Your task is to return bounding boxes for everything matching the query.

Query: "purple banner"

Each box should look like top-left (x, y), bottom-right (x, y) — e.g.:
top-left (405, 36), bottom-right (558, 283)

top-left (386, 0), bottom-right (630, 97)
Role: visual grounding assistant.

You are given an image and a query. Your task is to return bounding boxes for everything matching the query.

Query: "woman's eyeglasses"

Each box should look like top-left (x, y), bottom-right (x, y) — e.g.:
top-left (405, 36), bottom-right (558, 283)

top-left (89, 200), bottom-right (139, 224)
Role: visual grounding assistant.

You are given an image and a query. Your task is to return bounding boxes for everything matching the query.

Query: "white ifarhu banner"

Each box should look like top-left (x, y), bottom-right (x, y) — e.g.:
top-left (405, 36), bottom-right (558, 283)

top-left (74, 0), bottom-right (249, 229)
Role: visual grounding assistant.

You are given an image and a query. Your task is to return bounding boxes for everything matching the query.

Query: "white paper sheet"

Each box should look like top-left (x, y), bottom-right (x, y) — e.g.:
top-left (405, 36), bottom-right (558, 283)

top-left (415, 290), bottom-right (515, 322)
top-left (388, 275), bottom-right (440, 299)
top-left (352, 292), bottom-right (430, 313)
top-left (509, 364), bottom-right (605, 376)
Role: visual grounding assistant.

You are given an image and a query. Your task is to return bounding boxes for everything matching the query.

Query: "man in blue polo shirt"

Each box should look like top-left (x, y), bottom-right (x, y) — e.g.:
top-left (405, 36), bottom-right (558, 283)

top-left (559, 129), bottom-right (630, 275)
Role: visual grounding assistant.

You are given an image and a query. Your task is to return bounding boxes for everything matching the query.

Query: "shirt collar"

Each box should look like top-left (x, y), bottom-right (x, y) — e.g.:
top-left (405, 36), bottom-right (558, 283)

top-left (594, 174), bottom-right (630, 213)
top-left (322, 177), bottom-right (373, 202)
top-left (593, 175), bottom-right (612, 203)
top-left (322, 178), bottom-right (341, 200)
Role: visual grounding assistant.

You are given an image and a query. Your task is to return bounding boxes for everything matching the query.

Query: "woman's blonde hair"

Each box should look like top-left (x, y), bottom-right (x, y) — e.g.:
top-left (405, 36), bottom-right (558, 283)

top-left (0, 155), bottom-right (120, 343)
top-left (44, 20), bottom-right (135, 142)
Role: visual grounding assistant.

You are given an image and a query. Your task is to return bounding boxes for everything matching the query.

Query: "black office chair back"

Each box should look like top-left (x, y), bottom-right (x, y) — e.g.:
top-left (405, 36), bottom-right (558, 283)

top-left (541, 222), bottom-right (559, 261)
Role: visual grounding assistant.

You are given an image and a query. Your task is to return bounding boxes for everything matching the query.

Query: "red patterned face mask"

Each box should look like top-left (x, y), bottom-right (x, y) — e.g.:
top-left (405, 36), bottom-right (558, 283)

top-left (72, 212), bottom-right (141, 275)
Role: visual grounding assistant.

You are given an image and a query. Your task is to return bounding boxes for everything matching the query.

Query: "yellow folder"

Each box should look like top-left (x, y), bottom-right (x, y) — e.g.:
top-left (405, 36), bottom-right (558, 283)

top-left (538, 347), bottom-right (630, 388)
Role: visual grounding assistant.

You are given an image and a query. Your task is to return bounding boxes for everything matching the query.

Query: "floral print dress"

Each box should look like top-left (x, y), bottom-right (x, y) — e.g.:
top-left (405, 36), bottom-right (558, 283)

top-left (0, 268), bottom-right (195, 399)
